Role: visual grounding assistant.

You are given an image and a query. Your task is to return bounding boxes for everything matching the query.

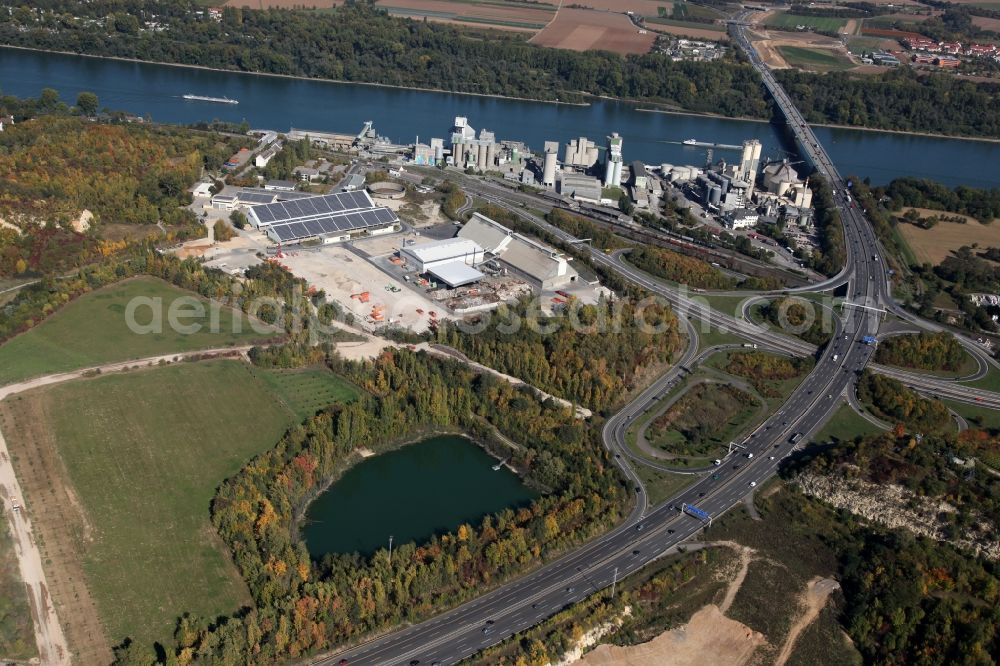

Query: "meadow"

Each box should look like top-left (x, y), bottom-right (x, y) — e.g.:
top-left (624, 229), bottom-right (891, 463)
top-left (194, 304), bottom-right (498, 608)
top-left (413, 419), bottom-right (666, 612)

top-left (0, 277), bottom-right (276, 386)
top-left (778, 46), bottom-right (856, 72)
top-left (766, 12), bottom-right (848, 32)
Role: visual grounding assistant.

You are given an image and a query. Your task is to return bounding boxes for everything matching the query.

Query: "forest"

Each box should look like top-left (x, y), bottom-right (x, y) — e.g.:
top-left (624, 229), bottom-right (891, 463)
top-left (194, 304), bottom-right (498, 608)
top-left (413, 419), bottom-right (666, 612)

top-left (857, 371), bottom-right (953, 433)
top-left (435, 295), bottom-right (681, 413)
top-left (879, 177), bottom-right (1000, 225)
top-left (874, 331), bottom-right (968, 371)
top-left (625, 245), bottom-right (778, 291)
top-left (0, 91), bottom-right (248, 276)
top-left (776, 67), bottom-right (1000, 139)
top-left (723, 350), bottom-right (811, 397)
top-left (759, 296), bottom-right (832, 346)
top-left (111, 345), bottom-right (633, 664)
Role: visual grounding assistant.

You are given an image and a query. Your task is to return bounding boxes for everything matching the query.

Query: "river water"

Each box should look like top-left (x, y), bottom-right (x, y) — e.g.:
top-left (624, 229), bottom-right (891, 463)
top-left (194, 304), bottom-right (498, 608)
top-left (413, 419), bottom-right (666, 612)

top-left (1, 47), bottom-right (997, 188)
top-left (302, 435), bottom-right (537, 558)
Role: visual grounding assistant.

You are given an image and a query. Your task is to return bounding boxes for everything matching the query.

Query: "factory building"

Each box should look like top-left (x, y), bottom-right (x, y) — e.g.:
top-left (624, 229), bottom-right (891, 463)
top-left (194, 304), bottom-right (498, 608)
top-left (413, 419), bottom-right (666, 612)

top-left (246, 191), bottom-right (400, 244)
top-left (255, 142), bottom-right (281, 168)
top-left (724, 208), bottom-right (759, 230)
top-left (458, 213), bottom-right (578, 290)
top-left (559, 173), bottom-right (602, 204)
top-left (400, 237), bottom-right (485, 273)
top-left (450, 117), bottom-right (498, 170)
top-left (760, 160), bottom-right (813, 209)
top-left (542, 141), bottom-right (559, 188)
top-left (430, 138), bottom-right (446, 164)
top-left (265, 180), bottom-right (298, 192)
top-left (737, 139), bottom-right (762, 187)
top-left (563, 136), bottom-right (600, 169)
top-left (603, 133), bottom-right (624, 188)
top-left (630, 161), bottom-right (648, 189)
top-left (412, 142), bottom-right (436, 166)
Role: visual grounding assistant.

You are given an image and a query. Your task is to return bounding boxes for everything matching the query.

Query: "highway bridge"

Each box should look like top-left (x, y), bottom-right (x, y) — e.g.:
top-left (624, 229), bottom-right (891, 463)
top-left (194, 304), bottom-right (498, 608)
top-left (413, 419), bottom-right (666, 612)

top-left (316, 23), bottom-right (995, 666)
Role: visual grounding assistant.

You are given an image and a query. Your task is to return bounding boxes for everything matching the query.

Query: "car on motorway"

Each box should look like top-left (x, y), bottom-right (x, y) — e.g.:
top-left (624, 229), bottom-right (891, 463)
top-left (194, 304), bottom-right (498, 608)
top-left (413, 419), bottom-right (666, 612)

top-left (749, 481), bottom-right (757, 487)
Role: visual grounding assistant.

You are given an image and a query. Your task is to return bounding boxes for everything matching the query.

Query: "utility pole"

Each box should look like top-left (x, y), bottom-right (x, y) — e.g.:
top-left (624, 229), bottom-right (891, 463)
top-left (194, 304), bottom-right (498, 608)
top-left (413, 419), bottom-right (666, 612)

top-left (611, 567), bottom-right (619, 600)
top-left (388, 535), bottom-right (394, 565)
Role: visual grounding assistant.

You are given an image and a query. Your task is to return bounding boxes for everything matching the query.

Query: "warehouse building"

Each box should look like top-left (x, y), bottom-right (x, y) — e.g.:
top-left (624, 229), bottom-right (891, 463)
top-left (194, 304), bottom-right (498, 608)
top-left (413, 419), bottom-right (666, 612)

top-left (246, 191), bottom-right (400, 244)
top-left (400, 237), bottom-right (486, 288)
top-left (459, 213), bottom-right (578, 290)
top-left (400, 237), bottom-right (485, 273)
top-left (559, 173), bottom-right (602, 204)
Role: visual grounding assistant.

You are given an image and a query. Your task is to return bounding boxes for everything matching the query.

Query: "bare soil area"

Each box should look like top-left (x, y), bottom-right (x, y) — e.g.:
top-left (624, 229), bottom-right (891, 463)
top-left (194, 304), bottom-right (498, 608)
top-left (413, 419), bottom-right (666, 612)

top-left (374, 0), bottom-right (553, 31)
top-left (567, 0), bottom-right (663, 12)
top-left (225, 0), bottom-right (344, 7)
top-left (530, 8), bottom-right (656, 54)
top-left (0, 394), bottom-right (113, 666)
top-left (576, 605), bottom-right (766, 666)
top-left (774, 577), bottom-right (840, 666)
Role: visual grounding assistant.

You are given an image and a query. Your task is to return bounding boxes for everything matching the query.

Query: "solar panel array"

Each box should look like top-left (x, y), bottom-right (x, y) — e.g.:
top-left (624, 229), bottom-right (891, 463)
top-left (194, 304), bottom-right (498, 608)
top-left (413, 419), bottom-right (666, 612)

top-left (249, 191), bottom-right (399, 243)
top-left (236, 191), bottom-right (275, 205)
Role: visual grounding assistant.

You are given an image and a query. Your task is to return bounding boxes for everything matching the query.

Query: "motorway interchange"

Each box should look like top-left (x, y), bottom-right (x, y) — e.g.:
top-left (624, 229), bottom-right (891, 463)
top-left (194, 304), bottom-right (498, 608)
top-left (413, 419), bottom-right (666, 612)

top-left (320, 29), bottom-right (996, 666)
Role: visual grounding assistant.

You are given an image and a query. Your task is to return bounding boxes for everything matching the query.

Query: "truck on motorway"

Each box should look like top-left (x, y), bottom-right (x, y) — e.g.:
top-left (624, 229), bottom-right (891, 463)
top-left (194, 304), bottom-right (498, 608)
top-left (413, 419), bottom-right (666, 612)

top-left (862, 335), bottom-right (877, 345)
top-left (742, 343), bottom-right (758, 349)
top-left (789, 432), bottom-right (803, 444)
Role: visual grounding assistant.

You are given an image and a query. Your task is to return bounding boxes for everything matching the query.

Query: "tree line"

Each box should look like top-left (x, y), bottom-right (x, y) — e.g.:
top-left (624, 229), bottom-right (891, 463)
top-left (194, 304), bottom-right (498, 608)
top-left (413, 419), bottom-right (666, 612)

top-left (879, 177), bottom-right (1000, 225)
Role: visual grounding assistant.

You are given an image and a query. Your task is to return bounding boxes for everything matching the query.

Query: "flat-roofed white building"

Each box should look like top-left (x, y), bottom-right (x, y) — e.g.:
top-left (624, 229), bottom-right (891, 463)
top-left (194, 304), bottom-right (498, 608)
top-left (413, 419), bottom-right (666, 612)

top-left (400, 237), bottom-right (485, 273)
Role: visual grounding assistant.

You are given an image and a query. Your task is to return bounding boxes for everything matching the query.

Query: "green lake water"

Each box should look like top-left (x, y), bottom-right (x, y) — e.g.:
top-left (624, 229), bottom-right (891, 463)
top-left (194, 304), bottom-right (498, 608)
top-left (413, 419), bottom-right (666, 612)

top-left (302, 434), bottom-right (538, 557)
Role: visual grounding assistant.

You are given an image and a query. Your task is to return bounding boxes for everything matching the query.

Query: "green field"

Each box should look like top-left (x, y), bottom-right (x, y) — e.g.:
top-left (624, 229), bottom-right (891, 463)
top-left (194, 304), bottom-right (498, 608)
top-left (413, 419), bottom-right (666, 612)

top-left (25, 360), bottom-right (316, 651)
top-left (253, 366), bottom-right (359, 421)
top-left (0, 277), bottom-right (277, 386)
top-left (811, 404), bottom-right (884, 445)
top-left (778, 46), bottom-right (855, 72)
top-left (766, 12), bottom-right (848, 32)
top-left (0, 521), bottom-right (36, 661)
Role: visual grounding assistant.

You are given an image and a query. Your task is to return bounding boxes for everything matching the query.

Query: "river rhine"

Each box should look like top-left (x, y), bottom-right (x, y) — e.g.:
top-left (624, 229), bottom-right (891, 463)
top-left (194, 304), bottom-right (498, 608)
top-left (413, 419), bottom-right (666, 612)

top-left (302, 435), bottom-right (537, 558)
top-left (2, 47), bottom-right (997, 188)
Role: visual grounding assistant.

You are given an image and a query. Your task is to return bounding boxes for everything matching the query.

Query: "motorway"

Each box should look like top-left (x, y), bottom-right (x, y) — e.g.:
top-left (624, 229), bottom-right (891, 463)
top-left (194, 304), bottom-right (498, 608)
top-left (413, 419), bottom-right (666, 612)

top-left (318, 24), bottom-right (993, 666)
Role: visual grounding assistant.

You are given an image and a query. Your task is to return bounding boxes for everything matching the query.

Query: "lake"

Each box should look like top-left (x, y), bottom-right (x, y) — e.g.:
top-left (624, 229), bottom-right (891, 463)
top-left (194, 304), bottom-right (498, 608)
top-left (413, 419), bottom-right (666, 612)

top-left (302, 435), bottom-right (538, 558)
top-left (1, 47), bottom-right (998, 188)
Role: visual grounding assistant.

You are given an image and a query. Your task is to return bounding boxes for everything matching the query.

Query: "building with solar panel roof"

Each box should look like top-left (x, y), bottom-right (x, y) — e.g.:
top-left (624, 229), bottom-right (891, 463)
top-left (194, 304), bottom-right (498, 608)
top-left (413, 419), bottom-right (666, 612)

top-left (245, 190), bottom-right (401, 245)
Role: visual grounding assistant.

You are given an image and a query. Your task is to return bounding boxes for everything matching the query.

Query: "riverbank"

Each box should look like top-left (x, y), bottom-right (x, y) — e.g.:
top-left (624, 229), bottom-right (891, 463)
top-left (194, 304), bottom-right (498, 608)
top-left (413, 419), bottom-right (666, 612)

top-left (0, 44), bottom-right (591, 108)
top-left (636, 106), bottom-right (771, 125)
top-left (638, 104), bottom-right (1000, 143)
